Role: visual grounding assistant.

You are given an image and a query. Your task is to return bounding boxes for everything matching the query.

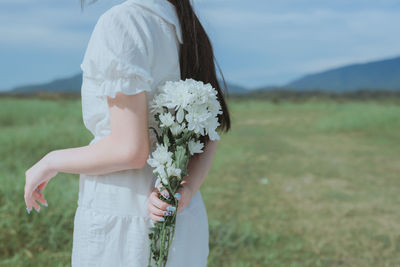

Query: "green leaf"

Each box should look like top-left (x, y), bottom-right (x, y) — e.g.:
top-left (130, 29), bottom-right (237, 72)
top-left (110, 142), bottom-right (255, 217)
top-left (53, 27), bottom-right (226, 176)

top-left (163, 134), bottom-right (170, 147)
top-left (174, 145), bottom-right (185, 165)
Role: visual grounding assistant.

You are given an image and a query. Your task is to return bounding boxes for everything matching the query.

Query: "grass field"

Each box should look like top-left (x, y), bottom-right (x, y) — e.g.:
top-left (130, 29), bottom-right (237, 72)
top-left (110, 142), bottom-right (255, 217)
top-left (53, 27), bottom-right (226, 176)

top-left (1, 96), bottom-right (400, 266)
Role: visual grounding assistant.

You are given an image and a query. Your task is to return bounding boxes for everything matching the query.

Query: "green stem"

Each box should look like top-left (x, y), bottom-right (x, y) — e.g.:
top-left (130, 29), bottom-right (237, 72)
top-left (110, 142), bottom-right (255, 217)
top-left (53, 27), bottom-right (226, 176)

top-left (157, 220), bottom-right (167, 267)
top-left (148, 237), bottom-right (152, 267)
top-left (165, 206), bottom-right (177, 260)
top-left (161, 184), bottom-right (179, 266)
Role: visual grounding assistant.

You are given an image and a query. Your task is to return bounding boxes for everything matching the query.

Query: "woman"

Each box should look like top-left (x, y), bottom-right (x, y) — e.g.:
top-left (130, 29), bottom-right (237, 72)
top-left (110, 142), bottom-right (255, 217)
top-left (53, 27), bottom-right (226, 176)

top-left (23, 0), bottom-right (230, 266)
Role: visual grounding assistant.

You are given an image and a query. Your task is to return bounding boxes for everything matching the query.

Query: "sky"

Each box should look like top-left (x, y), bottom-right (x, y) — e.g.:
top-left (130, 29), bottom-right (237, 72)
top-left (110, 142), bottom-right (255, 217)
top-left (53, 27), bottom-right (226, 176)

top-left (1, 0), bottom-right (400, 91)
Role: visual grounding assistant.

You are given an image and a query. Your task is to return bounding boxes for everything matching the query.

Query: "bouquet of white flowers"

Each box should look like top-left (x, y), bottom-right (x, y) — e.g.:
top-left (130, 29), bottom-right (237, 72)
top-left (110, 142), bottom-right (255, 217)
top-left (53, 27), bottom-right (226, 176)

top-left (146, 78), bottom-right (222, 267)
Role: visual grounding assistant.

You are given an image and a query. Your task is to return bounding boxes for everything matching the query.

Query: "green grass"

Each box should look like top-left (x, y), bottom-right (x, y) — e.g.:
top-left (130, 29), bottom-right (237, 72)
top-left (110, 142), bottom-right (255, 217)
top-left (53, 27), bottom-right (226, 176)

top-left (1, 97), bottom-right (400, 266)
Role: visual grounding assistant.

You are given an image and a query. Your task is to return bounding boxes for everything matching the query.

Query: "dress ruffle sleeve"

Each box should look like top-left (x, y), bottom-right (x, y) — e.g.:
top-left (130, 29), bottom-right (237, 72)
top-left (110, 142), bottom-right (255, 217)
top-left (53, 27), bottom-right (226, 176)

top-left (80, 6), bottom-right (154, 99)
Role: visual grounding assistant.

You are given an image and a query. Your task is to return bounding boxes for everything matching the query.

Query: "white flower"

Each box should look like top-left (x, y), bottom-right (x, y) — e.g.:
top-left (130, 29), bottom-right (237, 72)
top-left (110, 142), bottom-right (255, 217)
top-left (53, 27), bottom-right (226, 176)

top-left (150, 94), bottom-right (167, 114)
top-left (161, 177), bottom-right (169, 185)
top-left (193, 85), bottom-right (210, 105)
top-left (207, 98), bottom-right (223, 117)
top-left (154, 79), bottom-right (222, 136)
top-left (159, 112), bottom-right (175, 128)
top-left (174, 86), bottom-right (194, 110)
top-left (147, 158), bottom-right (160, 169)
top-left (205, 115), bottom-right (220, 141)
top-left (153, 167), bottom-right (168, 185)
top-left (170, 122), bottom-right (186, 136)
top-left (147, 143), bottom-right (173, 167)
top-left (188, 139), bottom-right (204, 155)
top-left (208, 128), bottom-right (220, 141)
top-left (148, 78), bottom-right (225, 196)
top-left (154, 177), bottom-right (161, 188)
top-left (166, 165), bottom-right (182, 178)
top-left (185, 105), bottom-right (210, 135)
top-left (157, 80), bottom-right (194, 110)
top-left (154, 165), bottom-right (167, 181)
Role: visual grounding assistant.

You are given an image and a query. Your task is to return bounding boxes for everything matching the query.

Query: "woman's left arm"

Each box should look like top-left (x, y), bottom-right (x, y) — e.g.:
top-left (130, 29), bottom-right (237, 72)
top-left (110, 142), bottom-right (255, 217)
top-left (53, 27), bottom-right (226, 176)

top-left (24, 91), bottom-right (150, 212)
top-left (148, 139), bottom-right (219, 221)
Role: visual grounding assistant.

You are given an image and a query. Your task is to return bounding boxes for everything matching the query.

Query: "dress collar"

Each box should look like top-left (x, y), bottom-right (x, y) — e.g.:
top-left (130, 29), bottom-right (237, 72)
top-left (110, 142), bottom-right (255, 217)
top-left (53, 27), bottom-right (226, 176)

top-left (126, 0), bottom-right (183, 44)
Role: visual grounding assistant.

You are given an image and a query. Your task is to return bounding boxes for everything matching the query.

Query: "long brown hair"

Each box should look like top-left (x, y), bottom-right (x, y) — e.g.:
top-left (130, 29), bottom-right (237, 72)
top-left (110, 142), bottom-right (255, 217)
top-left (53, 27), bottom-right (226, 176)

top-left (81, 0), bottom-right (231, 142)
top-left (167, 0), bottom-right (230, 137)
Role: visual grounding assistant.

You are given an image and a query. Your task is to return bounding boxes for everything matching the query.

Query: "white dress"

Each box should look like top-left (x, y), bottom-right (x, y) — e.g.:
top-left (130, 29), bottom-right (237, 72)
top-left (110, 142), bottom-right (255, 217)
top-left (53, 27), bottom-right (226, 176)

top-left (71, 0), bottom-right (209, 266)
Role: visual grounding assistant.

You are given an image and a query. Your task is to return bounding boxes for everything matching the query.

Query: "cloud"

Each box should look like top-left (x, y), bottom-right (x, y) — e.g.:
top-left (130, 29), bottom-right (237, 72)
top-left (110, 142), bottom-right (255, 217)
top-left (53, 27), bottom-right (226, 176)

top-left (0, 24), bottom-right (88, 50)
top-left (0, 4), bottom-right (100, 49)
top-left (0, 0), bottom-right (119, 90)
top-left (1, 0), bottom-right (400, 89)
top-left (195, 2), bottom-right (400, 87)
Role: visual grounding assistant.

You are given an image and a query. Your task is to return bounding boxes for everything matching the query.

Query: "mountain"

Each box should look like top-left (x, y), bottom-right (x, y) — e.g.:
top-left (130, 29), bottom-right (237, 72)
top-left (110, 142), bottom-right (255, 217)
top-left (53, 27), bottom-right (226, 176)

top-left (8, 73), bottom-right (249, 95)
top-left (285, 56), bottom-right (400, 91)
top-left (251, 85), bottom-right (282, 91)
top-left (11, 73), bottom-right (82, 93)
top-left (220, 82), bottom-right (248, 94)
top-left (6, 56), bottom-right (400, 94)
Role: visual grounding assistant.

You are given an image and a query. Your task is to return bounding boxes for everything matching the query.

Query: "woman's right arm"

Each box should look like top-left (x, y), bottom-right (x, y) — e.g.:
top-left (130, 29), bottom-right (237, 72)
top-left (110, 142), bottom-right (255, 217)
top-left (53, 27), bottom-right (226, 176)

top-left (24, 91), bottom-right (150, 211)
top-left (45, 91), bottom-right (150, 176)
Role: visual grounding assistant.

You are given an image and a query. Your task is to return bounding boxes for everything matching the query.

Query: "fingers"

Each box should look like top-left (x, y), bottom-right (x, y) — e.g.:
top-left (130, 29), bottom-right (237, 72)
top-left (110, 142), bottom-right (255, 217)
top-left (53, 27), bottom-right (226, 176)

top-left (32, 191), bottom-right (43, 211)
top-left (155, 183), bottom-right (182, 202)
top-left (148, 200), bottom-right (170, 217)
top-left (156, 183), bottom-right (170, 199)
top-left (24, 185), bottom-right (34, 212)
top-left (148, 212), bottom-right (165, 222)
top-left (33, 189), bottom-right (48, 207)
top-left (37, 180), bottom-right (49, 192)
top-left (25, 191), bottom-right (41, 213)
top-left (147, 190), bottom-right (176, 222)
top-left (149, 191), bottom-right (170, 210)
top-left (25, 188), bottom-right (46, 214)
top-left (174, 192), bottom-right (181, 201)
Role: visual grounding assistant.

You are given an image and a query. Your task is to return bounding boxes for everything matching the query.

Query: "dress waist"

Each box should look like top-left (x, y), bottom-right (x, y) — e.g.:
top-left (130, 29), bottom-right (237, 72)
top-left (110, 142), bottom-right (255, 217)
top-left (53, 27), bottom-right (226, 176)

top-left (77, 166), bottom-right (204, 219)
top-left (77, 166), bottom-right (156, 217)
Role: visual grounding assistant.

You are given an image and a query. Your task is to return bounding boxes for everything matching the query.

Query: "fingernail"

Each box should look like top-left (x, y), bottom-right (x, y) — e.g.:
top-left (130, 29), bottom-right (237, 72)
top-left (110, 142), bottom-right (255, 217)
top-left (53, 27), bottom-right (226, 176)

top-left (163, 210), bottom-right (169, 216)
top-left (174, 193), bottom-right (181, 200)
top-left (159, 217), bottom-right (165, 222)
top-left (34, 207), bottom-right (40, 213)
top-left (26, 207), bottom-right (31, 214)
top-left (43, 203), bottom-right (48, 207)
top-left (167, 206), bottom-right (176, 212)
top-left (162, 192), bottom-right (169, 199)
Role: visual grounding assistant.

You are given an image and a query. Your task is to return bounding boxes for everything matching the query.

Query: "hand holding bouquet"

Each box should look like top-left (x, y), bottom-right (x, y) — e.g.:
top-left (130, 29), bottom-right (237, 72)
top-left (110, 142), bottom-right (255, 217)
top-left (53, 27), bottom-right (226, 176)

top-left (146, 78), bottom-right (222, 267)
